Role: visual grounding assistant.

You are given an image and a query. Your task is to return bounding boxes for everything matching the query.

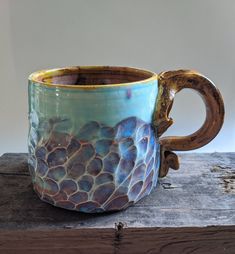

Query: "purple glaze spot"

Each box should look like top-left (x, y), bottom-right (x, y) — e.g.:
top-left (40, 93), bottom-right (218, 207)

top-left (87, 157), bottom-right (103, 176)
top-left (47, 166), bottom-right (66, 181)
top-left (52, 190), bottom-right (68, 202)
top-left (44, 178), bottom-right (59, 196)
top-left (128, 181), bottom-right (143, 200)
top-left (72, 144), bottom-right (95, 164)
top-left (95, 173), bottom-right (113, 185)
top-left (116, 159), bottom-right (135, 184)
top-left (76, 201), bottom-right (102, 213)
top-left (35, 146), bottom-right (47, 160)
top-left (47, 148), bottom-right (67, 167)
top-left (69, 191), bottom-right (88, 204)
top-left (92, 183), bottom-right (115, 204)
top-left (37, 158), bottom-right (48, 177)
top-left (67, 162), bottom-right (85, 179)
top-left (104, 195), bottom-right (129, 211)
top-left (56, 200), bottom-right (75, 210)
top-left (103, 152), bottom-right (120, 173)
top-left (126, 88), bottom-right (132, 99)
top-left (132, 163), bottom-right (146, 182)
top-left (60, 179), bottom-right (78, 195)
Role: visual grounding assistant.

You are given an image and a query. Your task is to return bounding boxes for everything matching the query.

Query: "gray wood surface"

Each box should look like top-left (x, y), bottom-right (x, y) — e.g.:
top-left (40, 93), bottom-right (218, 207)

top-left (0, 153), bottom-right (234, 229)
top-left (0, 153), bottom-right (235, 253)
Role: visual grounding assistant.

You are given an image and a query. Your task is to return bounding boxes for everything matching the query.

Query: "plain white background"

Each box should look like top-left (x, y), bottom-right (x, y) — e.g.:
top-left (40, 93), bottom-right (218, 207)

top-left (0, 0), bottom-right (234, 155)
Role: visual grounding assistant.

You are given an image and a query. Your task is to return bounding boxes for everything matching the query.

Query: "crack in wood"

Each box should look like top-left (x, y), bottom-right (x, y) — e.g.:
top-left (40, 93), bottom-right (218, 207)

top-left (114, 222), bottom-right (126, 254)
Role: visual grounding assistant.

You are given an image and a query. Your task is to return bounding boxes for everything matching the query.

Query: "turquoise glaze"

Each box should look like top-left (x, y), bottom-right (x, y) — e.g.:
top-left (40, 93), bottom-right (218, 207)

top-left (28, 66), bottom-right (160, 213)
top-left (29, 81), bottom-right (158, 128)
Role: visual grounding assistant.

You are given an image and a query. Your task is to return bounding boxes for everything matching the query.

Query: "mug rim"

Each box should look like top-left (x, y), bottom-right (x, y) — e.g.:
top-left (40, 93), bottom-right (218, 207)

top-left (28, 66), bottom-right (158, 89)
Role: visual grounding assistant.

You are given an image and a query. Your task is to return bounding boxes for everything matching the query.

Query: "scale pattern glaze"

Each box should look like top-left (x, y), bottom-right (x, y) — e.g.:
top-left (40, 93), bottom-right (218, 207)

top-left (28, 115), bottom-right (160, 213)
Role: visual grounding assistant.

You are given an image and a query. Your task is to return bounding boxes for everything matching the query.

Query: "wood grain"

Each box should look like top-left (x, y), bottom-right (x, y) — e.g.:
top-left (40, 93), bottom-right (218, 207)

top-left (0, 153), bottom-right (235, 253)
top-left (0, 227), bottom-right (235, 254)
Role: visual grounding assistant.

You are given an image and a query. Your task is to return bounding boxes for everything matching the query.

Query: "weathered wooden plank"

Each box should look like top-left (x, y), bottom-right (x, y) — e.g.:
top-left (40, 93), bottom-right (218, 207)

top-left (0, 153), bottom-right (235, 230)
top-left (0, 227), bottom-right (235, 254)
top-left (0, 153), bottom-right (235, 253)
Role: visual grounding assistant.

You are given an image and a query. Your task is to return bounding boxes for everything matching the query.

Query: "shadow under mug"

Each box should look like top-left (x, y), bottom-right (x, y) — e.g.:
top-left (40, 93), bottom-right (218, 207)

top-left (28, 66), bottom-right (224, 213)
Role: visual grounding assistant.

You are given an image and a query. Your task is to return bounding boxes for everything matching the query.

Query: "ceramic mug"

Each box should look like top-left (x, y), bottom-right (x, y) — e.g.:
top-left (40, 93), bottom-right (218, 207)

top-left (28, 66), bottom-right (224, 213)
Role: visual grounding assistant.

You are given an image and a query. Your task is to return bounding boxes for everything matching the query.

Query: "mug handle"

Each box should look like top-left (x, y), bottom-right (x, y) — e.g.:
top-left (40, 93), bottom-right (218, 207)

top-left (153, 70), bottom-right (225, 177)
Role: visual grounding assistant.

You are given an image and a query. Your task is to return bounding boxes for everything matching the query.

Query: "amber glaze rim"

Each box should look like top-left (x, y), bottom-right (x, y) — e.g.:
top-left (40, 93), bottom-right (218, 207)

top-left (28, 66), bottom-right (158, 89)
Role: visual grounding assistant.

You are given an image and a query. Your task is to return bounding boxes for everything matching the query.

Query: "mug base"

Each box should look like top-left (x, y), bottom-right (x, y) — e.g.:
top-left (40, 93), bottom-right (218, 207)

top-left (32, 181), bottom-right (158, 213)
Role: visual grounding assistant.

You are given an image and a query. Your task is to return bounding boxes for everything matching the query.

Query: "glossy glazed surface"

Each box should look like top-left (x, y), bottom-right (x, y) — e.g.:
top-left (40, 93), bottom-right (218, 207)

top-left (28, 66), bottom-right (224, 212)
top-left (28, 66), bottom-right (160, 212)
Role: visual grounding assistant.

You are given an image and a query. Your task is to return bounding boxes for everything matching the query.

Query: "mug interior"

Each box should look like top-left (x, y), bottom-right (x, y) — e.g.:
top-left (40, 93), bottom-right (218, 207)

top-left (29, 66), bottom-right (156, 86)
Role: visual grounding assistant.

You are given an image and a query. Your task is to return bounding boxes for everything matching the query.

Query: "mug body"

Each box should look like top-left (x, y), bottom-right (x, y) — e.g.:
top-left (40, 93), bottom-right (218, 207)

top-left (28, 66), bottom-right (160, 213)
